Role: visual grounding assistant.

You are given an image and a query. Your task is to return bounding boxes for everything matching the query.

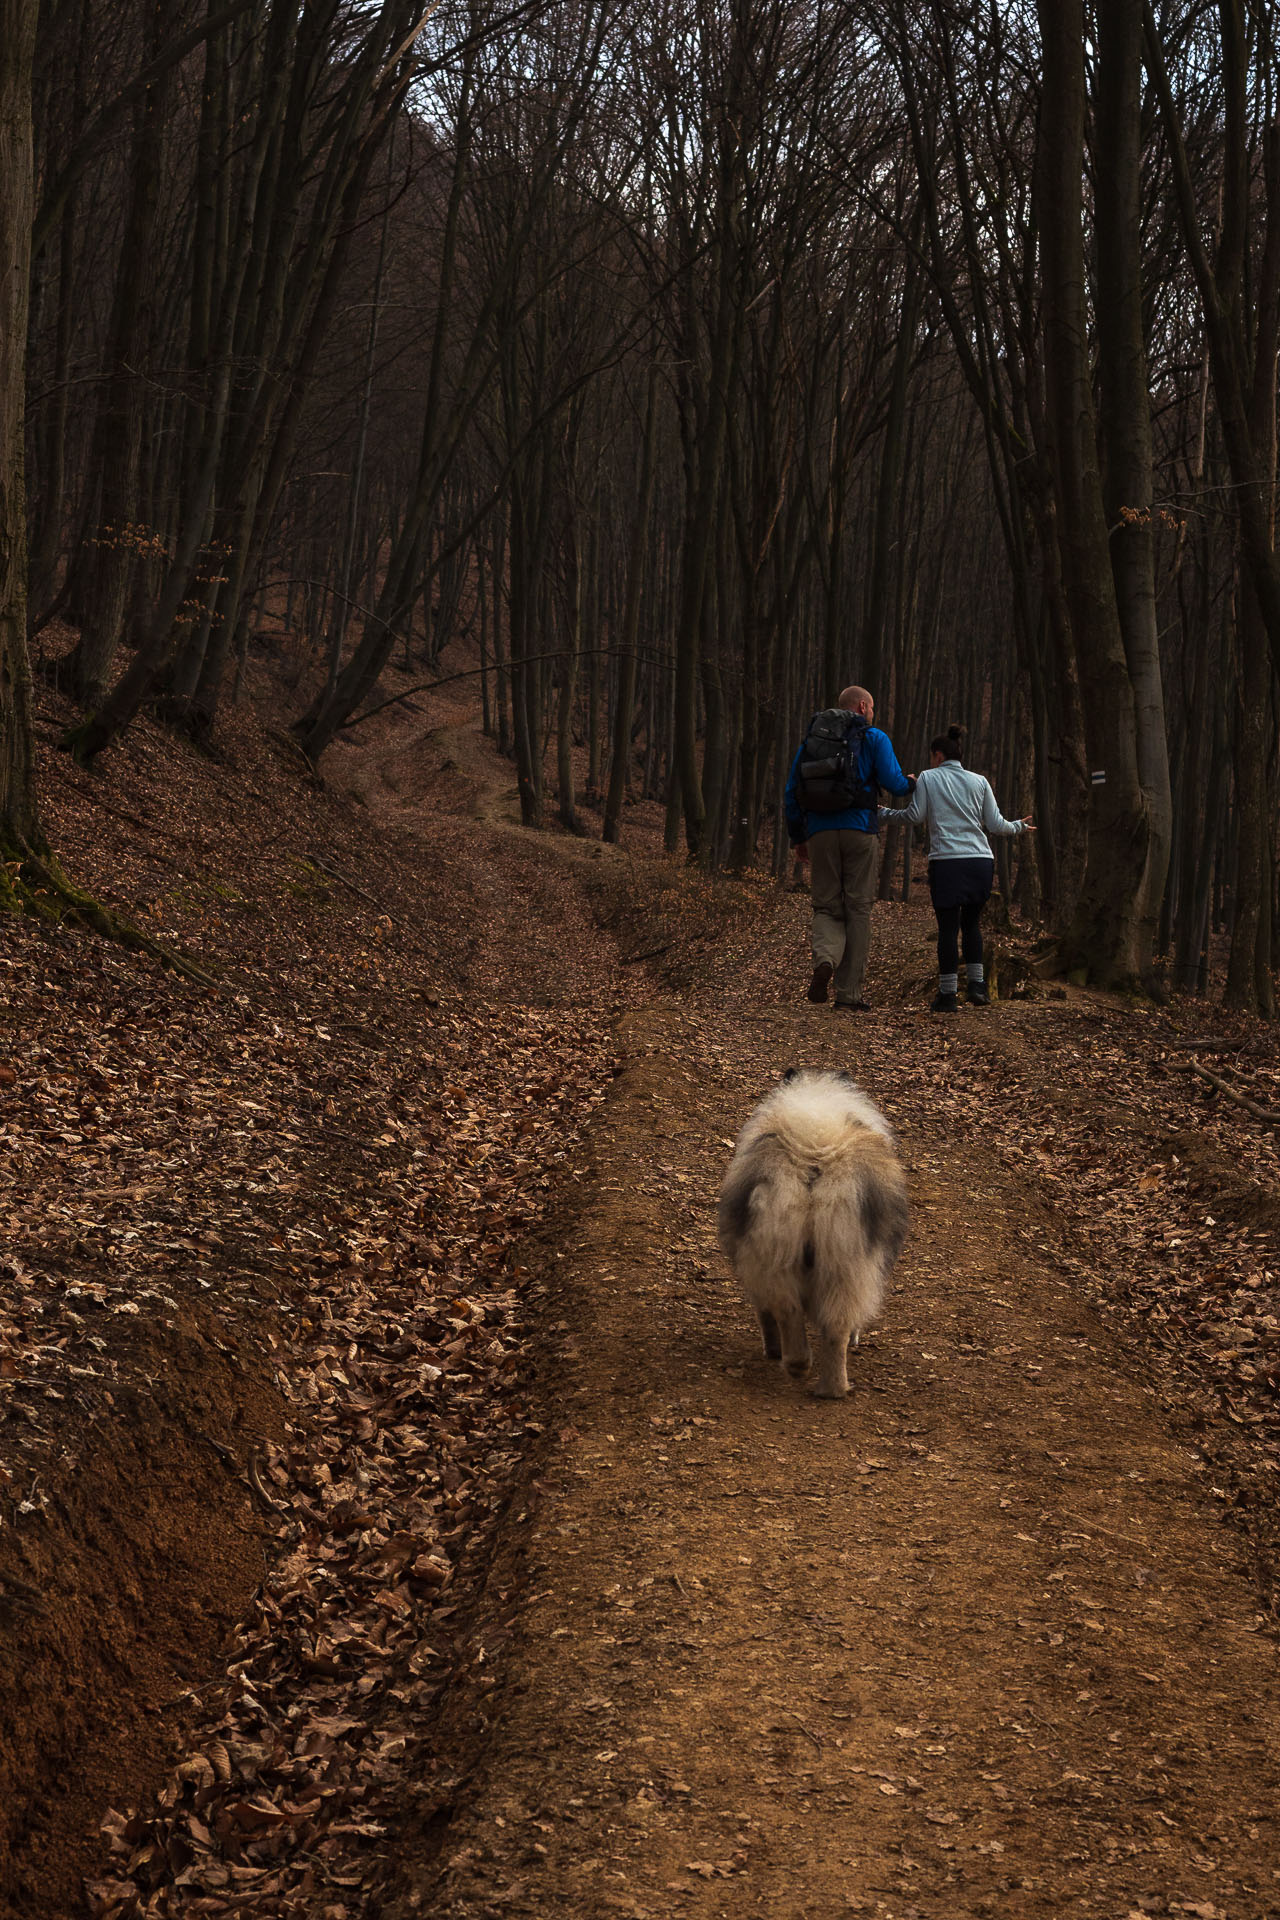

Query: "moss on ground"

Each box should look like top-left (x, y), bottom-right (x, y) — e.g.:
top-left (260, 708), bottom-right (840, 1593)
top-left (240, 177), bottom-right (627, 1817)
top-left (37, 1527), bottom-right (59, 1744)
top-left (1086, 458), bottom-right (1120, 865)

top-left (1, 838), bottom-right (217, 986)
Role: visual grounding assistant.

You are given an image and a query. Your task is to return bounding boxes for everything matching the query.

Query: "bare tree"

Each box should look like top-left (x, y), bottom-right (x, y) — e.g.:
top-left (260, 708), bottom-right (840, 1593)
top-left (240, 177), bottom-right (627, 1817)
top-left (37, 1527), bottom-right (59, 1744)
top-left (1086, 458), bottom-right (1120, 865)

top-left (1093, 0), bottom-right (1172, 974)
top-left (1036, 0), bottom-right (1156, 987)
top-left (0, 0), bottom-right (43, 870)
top-left (61, 0), bottom-right (439, 764)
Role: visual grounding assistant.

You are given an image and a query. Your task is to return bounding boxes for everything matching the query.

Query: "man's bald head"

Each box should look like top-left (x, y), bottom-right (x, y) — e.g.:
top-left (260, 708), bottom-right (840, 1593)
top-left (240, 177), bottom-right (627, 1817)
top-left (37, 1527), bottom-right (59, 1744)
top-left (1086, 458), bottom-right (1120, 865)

top-left (838, 685), bottom-right (874, 718)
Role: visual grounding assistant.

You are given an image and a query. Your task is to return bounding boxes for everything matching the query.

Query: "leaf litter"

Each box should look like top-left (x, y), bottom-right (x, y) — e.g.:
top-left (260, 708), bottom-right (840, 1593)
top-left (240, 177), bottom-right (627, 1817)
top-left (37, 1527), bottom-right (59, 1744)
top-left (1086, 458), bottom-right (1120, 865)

top-left (4, 686), bottom-right (620, 1916)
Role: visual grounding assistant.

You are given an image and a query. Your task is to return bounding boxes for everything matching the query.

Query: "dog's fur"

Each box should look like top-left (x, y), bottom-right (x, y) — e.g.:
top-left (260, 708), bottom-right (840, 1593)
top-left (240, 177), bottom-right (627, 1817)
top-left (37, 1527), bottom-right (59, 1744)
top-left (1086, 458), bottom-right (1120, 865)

top-left (717, 1068), bottom-right (908, 1397)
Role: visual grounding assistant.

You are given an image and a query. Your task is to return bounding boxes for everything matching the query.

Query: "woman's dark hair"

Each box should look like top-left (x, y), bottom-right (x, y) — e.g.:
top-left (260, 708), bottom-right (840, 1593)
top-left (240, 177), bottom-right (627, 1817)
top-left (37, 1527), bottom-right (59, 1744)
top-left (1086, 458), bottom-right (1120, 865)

top-left (930, 724), bottom-right (966, 762)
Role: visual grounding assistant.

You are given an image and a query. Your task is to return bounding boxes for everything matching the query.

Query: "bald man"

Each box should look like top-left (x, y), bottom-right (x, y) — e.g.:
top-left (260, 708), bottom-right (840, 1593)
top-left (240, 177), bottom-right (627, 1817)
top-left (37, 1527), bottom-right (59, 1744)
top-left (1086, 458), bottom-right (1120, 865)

top-left (784, 685), bottom-right (914, 1012)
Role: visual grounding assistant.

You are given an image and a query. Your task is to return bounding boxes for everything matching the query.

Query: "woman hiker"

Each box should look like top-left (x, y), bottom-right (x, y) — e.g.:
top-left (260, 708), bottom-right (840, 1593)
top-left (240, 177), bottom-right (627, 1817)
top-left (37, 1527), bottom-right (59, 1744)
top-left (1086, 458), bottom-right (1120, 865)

top-left (881, 726), bottom-right (1034, 1012)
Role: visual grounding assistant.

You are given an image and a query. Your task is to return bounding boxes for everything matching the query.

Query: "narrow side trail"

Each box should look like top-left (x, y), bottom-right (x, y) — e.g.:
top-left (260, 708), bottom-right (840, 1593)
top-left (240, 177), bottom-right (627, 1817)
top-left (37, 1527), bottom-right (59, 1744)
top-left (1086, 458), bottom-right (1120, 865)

top-left (389, 988), bottom-right (1280, 1920)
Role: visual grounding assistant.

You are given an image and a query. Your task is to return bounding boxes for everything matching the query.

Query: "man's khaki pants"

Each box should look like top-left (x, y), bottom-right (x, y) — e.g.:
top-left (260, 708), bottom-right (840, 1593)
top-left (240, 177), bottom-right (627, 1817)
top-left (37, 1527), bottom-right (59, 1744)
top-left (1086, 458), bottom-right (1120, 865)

top-left (809, 828), bottom-right (879, 1003)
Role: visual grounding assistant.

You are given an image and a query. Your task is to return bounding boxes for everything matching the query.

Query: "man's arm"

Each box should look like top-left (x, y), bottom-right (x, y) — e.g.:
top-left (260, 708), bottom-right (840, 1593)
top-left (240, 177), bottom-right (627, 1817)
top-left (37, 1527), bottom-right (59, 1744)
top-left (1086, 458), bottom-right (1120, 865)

top-left (783, 745), bottom-right (808, 845)
top-left (869, 729), bottom-right (914, 798)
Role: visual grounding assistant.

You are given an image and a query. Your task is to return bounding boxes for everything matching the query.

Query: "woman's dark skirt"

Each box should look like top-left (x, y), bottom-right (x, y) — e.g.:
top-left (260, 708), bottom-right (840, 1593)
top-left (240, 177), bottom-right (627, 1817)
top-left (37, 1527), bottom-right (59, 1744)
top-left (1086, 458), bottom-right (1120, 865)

top-left (927, 855), bottom-right (995, 912)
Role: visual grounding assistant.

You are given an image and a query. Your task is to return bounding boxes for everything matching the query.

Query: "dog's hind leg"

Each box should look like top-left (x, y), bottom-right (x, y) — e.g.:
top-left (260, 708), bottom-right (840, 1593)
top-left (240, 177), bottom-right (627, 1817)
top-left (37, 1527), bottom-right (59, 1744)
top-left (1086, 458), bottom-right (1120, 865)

top-left (757, 1309), bottom-right (782, 1361)
top-left (810, 1325), bottom-right (850, 1398)
top-left (777, 1304), bottom-right (810, 1381)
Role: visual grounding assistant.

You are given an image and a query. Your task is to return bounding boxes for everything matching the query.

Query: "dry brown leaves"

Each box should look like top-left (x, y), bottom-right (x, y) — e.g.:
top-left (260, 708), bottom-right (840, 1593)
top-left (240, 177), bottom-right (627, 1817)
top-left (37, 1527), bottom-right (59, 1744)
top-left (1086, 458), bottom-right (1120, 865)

top-left (77, 987), bottom-right (611, 1918)
top-left (3, 690), bottom-right (618, 1916)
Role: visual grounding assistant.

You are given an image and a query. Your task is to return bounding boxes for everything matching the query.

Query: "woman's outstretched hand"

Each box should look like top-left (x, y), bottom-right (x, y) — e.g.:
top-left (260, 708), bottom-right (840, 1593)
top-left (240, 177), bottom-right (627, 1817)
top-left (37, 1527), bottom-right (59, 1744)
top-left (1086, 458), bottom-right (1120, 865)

top-left (1021, 817), bottom-right (1036, 830)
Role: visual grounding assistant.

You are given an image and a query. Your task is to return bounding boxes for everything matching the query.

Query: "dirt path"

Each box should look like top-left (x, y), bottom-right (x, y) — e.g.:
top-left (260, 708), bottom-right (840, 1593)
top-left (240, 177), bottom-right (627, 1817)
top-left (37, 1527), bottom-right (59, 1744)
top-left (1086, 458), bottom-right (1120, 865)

top-left (328, 709), bottom-right (1280, 1918)
top-left (371, 988), bottom-right (1280, 1920)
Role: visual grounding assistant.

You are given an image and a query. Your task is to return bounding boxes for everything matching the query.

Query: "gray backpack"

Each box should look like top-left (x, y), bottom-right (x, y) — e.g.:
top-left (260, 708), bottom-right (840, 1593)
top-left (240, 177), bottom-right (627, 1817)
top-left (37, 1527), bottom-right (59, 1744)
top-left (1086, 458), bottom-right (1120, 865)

top-left (796, 710), bottom-right (875, 812)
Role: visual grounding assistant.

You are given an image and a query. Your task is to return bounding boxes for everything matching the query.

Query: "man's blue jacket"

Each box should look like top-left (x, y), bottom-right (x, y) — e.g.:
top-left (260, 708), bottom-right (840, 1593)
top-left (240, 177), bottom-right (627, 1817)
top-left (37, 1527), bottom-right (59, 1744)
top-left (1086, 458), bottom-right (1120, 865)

top-left (784, 722), bottom-right (913, 844)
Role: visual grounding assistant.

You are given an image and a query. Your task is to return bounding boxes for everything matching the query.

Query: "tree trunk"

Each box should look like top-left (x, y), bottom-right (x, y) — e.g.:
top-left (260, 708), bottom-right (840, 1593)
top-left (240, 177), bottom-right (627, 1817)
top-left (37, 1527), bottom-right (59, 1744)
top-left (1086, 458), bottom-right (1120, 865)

top-left (491, 508), bottom-right (510, 756)
top-left (604, 365), bottom-right (658, 844)
top-left (862, 245), bottom-right (923, 694)
top-left (1146, 0), bottom-right (1280, 686)
top-left (0, 0), bottom-right (44, 858)
top-left (672, 245), bottom-right (736, 859)
top-left (1225, 585), bottom-right (1277, 1013)
top-left (64, 0), bottom-right (168, 707)
top-left (556, 511), bottom-right (583, 835)
top-left (1178, 677), bottom-right (1230, 993)
top-left (1036, 0), bottom-right (1151, 985)
top-left (26, 0), bottom-right (86, 628)
top-left (1095, 0), bottom-right (1171, 970)
top-left (1225, 9), bottom-right (1280, 1014)
top-left (583, 517), bottom-right (602, 802)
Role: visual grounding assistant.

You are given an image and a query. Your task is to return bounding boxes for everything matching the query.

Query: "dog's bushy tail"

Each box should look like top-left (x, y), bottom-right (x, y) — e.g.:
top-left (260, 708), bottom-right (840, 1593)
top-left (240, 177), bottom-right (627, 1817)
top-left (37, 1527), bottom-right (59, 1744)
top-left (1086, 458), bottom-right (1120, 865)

top-left (803, 1154), bottom-right (908, 1329)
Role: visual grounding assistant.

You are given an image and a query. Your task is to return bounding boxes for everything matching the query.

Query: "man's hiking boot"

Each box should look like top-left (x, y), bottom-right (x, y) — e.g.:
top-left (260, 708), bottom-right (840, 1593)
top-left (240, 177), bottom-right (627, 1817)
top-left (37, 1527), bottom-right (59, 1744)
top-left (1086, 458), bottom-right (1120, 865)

top-left (807, 960), bottom-right (834, 1004)
top-left (967, 983), bottom-right (990, 1007)
top-left (834, 997), bottom-right (872, 1013)
top-left (930, 991), bottom-right (959, 1014)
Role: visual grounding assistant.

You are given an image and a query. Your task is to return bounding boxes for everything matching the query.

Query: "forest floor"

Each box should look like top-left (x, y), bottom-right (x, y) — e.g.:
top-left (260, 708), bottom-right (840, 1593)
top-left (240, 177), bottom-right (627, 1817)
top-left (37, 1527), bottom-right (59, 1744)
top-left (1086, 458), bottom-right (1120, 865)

top-left (3, 658), bottom-right (1280, 1919)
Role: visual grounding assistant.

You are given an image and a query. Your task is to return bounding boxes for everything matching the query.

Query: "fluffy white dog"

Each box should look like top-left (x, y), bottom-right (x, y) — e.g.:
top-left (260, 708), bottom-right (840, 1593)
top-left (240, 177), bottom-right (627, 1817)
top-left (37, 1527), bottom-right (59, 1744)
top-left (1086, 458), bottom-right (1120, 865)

top-left (717, 1068), bottom-right (908, 1397)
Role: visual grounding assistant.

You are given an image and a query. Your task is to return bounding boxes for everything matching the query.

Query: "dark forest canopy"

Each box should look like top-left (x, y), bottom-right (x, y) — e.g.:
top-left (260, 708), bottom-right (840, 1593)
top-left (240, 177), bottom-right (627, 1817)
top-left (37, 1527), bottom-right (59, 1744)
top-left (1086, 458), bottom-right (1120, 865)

top-left (2, 0), bottom-right (1280, 1005)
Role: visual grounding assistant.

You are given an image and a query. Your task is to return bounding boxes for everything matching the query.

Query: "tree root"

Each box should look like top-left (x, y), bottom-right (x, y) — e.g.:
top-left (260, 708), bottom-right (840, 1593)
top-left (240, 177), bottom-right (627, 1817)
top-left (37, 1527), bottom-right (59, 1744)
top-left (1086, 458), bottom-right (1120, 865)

top-left (1029, 939), bottom-right (1166, 999)
top-left (1, 841), bottom-right (218, 988)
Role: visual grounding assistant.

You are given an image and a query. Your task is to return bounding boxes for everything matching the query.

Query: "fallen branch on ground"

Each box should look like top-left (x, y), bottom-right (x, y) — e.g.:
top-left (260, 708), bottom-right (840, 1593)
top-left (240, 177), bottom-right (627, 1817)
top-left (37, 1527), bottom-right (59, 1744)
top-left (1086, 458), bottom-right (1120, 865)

top-left (305, 849), bottom-right (397, 921)
top-left (45, 756), bottom-right (184, 849)
top-left (1172, 1058), bottom-right (1280, 1124)
top-left (621, 942), bottom-right (672, 965)
top-left (778, 1710), bottom-right (824, 1752)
